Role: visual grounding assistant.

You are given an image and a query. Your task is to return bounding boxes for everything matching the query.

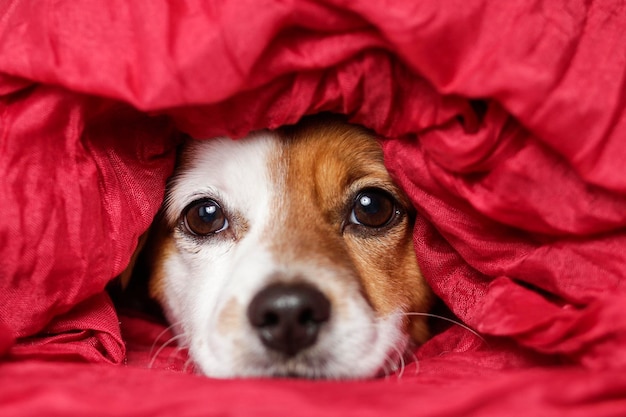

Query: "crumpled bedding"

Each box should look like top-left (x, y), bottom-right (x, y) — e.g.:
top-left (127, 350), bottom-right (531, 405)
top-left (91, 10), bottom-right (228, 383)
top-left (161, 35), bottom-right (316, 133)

top-left (1, 1), bottom-right (626, 415)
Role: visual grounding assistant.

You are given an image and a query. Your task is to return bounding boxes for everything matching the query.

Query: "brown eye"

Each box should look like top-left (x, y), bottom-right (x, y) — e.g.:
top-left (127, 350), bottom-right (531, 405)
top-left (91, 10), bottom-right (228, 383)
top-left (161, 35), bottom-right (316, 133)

top-left (350, 189), bottom-right (397, 228)
top-left (182, 199), bottom-right (228, 236)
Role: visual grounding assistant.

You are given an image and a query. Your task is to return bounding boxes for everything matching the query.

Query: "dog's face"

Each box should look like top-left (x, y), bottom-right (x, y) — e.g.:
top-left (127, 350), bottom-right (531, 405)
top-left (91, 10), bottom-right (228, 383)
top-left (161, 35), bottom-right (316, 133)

top-left (147, 120), bottom-right (431, 379)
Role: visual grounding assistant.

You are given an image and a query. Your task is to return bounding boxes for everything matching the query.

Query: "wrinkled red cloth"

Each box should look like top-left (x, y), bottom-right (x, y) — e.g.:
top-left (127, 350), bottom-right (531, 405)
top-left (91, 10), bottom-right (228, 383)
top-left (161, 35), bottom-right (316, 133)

top-left (1, 0), bottom-right (625, 415)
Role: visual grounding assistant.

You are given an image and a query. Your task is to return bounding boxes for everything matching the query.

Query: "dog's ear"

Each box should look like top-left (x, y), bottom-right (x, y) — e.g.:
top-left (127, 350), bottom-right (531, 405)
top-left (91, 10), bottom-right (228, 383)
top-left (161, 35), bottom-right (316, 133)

top-left (118, 232), bottom-right (150, 289)
top-left (109, 216), bottom-right (167, 318)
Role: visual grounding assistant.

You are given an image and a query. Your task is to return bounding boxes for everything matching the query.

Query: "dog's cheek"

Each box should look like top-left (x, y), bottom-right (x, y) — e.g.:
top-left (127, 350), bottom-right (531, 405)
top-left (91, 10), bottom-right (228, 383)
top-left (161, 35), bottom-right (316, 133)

top-left (343, 242), bottom-right (402, 314)
top-left (394, 236), bottom-right (433, 344)
top-left (345, 226), bottom-right (431, 326)
top-left (148, 233), bottom-right (219, 334)
top-left (392, 228), bottom-right (433, 344)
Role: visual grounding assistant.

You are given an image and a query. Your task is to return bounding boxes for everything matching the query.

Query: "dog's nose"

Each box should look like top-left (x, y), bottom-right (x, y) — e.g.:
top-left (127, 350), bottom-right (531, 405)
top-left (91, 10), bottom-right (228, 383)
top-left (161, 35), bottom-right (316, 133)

top-left (247, 282), bottom-right (331, 356)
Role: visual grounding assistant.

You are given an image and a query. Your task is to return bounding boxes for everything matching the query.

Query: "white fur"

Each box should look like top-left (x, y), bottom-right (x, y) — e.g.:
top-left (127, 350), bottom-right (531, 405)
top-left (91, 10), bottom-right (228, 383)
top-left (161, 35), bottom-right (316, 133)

top-left (159, 131), bottom-right (408, 379)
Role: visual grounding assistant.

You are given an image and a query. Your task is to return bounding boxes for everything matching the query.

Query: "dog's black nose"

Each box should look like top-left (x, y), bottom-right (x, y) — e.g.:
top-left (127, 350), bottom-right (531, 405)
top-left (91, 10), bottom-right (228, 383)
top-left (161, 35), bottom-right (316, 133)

top-left (247, 282), bottom-right (331, 356)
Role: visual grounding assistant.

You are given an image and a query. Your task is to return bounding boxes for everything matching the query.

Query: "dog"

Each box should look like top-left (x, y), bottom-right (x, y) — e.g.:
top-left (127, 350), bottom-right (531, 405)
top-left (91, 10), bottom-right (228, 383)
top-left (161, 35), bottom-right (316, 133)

top-left (125, 117), bottom-right (433, 379)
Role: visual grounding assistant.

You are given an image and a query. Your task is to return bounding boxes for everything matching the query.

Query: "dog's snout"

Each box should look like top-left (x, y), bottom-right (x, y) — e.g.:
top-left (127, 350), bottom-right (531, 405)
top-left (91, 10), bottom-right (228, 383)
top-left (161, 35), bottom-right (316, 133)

top-left (247, 282), bottom-right (331, 356)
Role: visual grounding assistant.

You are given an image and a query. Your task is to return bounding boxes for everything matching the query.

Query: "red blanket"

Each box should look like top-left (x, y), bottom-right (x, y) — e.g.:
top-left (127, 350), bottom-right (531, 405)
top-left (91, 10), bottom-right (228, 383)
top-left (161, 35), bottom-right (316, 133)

top-left (1, 1), bottom-right (626, 415)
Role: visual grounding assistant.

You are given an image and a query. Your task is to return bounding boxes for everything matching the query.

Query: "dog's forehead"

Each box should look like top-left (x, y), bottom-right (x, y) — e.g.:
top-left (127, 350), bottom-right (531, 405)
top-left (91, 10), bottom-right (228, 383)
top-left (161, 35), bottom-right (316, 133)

top-left (279, 122), bottom-right (392, 202)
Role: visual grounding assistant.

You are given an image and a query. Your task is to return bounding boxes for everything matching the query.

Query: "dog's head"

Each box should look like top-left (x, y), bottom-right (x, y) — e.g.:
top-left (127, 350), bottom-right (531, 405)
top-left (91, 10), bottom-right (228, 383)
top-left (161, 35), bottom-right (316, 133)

top-left (144, 119), bottom-right (432, 378)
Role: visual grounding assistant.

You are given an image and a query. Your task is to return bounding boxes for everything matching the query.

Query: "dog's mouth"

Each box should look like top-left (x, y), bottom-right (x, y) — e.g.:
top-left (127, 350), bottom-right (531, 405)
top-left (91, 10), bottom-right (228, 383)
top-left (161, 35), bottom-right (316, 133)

top-left (157, 274), bottom-right (418, 379)
top-left (225, 335), bottom-right (411, 380)
top-left (244, 350), bottom-right (332, 379)
top-left (184, 300), bottom-right (411, 380)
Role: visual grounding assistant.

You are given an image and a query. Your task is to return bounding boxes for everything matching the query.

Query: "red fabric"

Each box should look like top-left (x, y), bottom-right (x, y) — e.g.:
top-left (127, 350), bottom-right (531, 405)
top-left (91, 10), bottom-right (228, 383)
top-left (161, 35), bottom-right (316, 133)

top-left (3, 360), bottom-right (626, 417)
top-left (1, 0), bottom-right (625, 415)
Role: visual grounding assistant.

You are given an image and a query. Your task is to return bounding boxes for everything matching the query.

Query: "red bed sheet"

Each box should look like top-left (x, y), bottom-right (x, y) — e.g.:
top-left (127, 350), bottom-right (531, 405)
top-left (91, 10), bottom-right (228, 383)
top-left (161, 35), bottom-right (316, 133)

top-left (1, 0), bottom-right (625, 415)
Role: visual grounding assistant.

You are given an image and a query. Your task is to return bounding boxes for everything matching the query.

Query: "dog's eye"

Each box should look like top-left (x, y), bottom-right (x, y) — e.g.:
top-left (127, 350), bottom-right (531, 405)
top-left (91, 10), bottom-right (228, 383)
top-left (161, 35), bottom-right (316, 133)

top-left (350, 189), bottom-right (397, 228)
top-left (182, 199), bottom-right (228, 236)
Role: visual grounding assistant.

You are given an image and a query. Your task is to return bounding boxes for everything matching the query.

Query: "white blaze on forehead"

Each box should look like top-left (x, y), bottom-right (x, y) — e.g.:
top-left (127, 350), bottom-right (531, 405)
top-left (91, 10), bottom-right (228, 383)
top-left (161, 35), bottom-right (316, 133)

top-left (164, 131), bottom-right (281, 228)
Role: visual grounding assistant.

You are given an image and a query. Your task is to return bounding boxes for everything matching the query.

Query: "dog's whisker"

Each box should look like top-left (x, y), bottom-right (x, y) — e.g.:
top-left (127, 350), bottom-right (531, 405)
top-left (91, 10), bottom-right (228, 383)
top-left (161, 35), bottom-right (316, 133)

top-left (363, 310), bottom-right (483, 379)
top-left (149, 321), bottom-right (183, 359)
top-left (380, 357), bottom-right (393, 380)
top-left (400, 312), bottom-right (487, 344)
top-left (398, 347), bottom-right (420, 378)
top-left (166, 342), bottom-right (190, 366)
top-left (411, 351), bottom-right (421, 377)
top-left (382, 351), bottom-right (399, 380)
top-left (395, 346), bottom-right (407, 379)
top-left (148, 333), bottom-right (187, 370)
top-left (381, 342), bottom-right (409, 380)
top-left (182, 357), bottom-right (195, 374)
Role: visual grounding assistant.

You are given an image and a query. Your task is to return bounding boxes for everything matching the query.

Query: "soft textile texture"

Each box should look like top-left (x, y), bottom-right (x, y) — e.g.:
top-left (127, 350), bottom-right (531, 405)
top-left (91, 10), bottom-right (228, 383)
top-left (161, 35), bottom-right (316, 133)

top-left (1, 0), bottom-right (625, 415)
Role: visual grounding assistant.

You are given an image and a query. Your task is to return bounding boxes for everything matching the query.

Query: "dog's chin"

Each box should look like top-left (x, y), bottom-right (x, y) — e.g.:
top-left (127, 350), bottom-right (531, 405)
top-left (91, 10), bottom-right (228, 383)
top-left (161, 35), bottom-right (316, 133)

top-left (192, 351), bottom-right (407, 380)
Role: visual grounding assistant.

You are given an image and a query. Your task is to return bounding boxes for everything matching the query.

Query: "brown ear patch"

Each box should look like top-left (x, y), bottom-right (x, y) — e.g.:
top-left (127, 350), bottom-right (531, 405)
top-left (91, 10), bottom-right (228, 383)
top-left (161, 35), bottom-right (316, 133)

top-left (121, 212), bottom-right (175, 308)
top-left (145, 220), bottom-right (176, 306)
top-left (111, 213), bottom-right (173, 318)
